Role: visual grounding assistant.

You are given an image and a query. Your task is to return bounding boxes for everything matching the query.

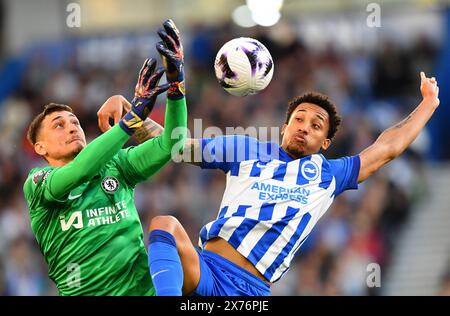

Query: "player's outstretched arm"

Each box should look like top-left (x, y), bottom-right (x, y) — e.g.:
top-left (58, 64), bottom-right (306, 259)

top-left (156, 19), bottom-right (187, 151)
top-left (122, 20), bottom-right (189, 180)
top-left (43, 59), bottom-right (169, 201)
top-left (358, 72), bottom-right (440, 183)
top-left (97, 99), bottom-right (211, 168)
top-left (98, 19), bottom-right (202, 169)
top-left (97, 96), bottom-right (201, 166)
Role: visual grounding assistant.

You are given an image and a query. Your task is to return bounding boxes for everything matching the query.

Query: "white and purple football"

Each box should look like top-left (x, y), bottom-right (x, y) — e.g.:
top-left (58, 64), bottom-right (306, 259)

top-left (214, 37), bottom-right (274, 96)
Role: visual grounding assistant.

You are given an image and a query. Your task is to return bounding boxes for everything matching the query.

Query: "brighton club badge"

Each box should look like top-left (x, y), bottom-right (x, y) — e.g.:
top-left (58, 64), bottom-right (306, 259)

top-left (101, 176), bottom-right (119, 194)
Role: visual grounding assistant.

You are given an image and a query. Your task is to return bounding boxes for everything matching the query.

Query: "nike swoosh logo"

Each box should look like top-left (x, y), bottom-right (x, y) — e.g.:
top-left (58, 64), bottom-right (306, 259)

top-left (151, 269), bottom-right (169, 279)
top-left (68, 193), bottom-right (82, 200)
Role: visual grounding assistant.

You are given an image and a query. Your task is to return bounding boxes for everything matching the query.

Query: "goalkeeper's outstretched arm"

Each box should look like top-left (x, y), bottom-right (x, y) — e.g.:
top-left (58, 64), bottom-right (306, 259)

top-left (117, 19), bottom-right (190, 179)
top-left (98, 95), bottom-right (198, 166)
top-left (45, 58), bottom-right (169, 201)
top-left (123, 96), bottom-right (188, 179)
top-left (358, 72), bottom-right (440, 183)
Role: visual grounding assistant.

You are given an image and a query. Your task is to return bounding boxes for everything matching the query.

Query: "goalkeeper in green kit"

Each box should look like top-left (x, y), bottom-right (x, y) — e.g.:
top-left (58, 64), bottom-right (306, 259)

top-left (22, 20), bottom-right (187, 295)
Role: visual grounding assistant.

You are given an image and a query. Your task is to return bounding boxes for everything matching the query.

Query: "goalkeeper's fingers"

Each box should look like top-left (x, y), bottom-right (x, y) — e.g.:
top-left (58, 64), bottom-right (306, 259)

top-left (148, 67), bottom-right (166, 89)
top-left (137, 58), bottom-right (156, 90)
top-left (152, 83), bottom-right (171, 97)
top-left (163, 19), bottom-right (181, 47)
top-left (140, 58), bottom-right (156, 87)
top-left (156, 42), bottom-right (176, 61)
top-left (138, 58), bottom-right (150, 81)
top-left (157, 29), bottom-right (177, 52)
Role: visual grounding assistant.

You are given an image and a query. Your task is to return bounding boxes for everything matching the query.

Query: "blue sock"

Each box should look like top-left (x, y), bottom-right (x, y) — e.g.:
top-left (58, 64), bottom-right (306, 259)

top-left (148, 230), bottom-right (183, 296)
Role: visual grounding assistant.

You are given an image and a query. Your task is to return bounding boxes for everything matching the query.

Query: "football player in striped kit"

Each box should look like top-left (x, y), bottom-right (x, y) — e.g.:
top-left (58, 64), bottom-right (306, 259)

top-left (99, 67), bottom-right (439, 295)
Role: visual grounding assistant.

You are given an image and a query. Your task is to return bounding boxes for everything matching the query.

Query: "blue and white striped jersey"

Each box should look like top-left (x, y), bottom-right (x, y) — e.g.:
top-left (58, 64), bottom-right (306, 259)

top-left (198, 135), bottom-right (360, 283)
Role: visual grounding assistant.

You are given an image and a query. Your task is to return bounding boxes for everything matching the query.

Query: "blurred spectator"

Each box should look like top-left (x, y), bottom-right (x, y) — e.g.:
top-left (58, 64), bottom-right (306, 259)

top-left (4, 237), bottom-right (52, 295)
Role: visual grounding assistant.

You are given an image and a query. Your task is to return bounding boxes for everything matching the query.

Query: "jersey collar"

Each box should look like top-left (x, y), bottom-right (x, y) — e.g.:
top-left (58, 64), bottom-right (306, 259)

top-left (278, 146), bottom-right (323, 163)
top-left (278, 146), bottom-right (295, 162)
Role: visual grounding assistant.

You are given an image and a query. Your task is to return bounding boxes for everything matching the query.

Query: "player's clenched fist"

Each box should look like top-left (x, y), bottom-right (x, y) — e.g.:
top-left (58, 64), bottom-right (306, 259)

top-left (420, 71), bottom-right (440, 108)
top-left (97, 95), bottom-right (130, 132)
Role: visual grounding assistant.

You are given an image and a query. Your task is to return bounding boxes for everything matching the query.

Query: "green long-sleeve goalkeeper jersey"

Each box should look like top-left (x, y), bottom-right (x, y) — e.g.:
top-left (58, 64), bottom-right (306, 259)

top-left (23, 97), bottom-right (187, 296)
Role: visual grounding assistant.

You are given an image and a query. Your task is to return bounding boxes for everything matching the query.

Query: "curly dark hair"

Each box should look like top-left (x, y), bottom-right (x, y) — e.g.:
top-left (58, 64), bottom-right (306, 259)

top-left (285, 92), bottom-right (341, 139)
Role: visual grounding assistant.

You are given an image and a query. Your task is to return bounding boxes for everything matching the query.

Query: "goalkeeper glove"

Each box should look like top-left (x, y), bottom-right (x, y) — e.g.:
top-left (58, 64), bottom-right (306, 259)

top-left (119, 58), bottom-right (169, 135)
top-left (156, 19), bottom-right (185, 100)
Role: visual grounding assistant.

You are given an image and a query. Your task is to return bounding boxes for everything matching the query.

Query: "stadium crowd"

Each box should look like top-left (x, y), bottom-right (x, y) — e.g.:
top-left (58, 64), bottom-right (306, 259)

top-left (0, 21), bottom-right (442, 295)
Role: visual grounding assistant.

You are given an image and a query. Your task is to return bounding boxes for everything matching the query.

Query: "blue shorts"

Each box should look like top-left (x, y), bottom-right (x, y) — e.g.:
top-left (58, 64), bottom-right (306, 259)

top-left (192, 249), bottom-right (271, 296)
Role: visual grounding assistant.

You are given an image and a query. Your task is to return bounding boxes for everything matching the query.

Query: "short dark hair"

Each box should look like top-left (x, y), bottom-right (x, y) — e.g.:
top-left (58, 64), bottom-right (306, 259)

top-left (285, 92), bottom-right (341, 139)
top-left (27, 103), bottom-right (74, 145)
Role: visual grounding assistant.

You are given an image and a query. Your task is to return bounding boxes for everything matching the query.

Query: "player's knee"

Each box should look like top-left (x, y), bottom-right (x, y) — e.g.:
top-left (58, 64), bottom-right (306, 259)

top-left (149, 215), bottom-right (180, 234)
